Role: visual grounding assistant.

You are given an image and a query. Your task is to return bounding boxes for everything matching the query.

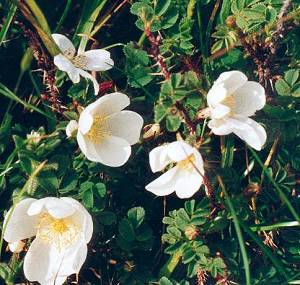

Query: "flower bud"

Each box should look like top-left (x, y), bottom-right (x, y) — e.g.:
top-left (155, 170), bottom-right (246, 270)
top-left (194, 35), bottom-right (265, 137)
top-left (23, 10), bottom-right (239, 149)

top-left (8, 241), bottom-right (25, 253)
top-left (184, 225), bottom-right (199, 240)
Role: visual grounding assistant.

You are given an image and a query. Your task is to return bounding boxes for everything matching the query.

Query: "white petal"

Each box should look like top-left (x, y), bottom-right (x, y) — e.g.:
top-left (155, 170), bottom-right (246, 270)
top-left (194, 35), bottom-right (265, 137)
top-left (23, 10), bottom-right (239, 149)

top-left (231, 116), bottom-right (267, 151)
top-left (24, 238), bottom-right (62, 284)
top-left (84, 92), bottom-right (130, 117)
top-left (78, 69), bottom-right (99, 95)
top-left (82, 49), bottom-right (114, 71)
top-left (166, 141), bottom-right (194, 162)
top-left (145, 167), bottom-right (178, 196)
top-left (52, 34), bottom-right (75, 57)
top-left (207, 85), bottom-right (227, 107)
top-left (214, 70), bottom-right (248, 94)
top-left (149, 144), bottom-right (172, 172)
top-left (27, 197), bottom-right (75, 219)
top-left (54, 54), bottom-right (80, 83)
top-left (107, 110), bottom-right (144, 145)
top-left (4, 198), bottom-right (38, 243)
top-left (174, 169), bottom-right (203, 199)
top-left (60, 197), bottom-right (93, 242)
top-left (208, 118), bottom-right (235, 135)
top-left (94, 135), bottom-right (132, 167)
top-left (58, 241), bottom-right (88, 276)
top-left (66, 120), bottom-right (78, 138)
top-left (192, 147), bottom-right (205, 175)
top-left (210, 104), bottom-right (231, 119)
top-left (78, 111), bottom-right (93, 135)
top-left (233, 81), bottom-right (266, 117)
top-left (81, 135), bottom-right (132, 167)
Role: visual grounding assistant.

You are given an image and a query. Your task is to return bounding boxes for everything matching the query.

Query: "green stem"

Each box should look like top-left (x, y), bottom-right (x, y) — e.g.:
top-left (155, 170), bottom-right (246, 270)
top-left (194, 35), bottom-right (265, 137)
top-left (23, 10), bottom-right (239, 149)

top-left (217, 176), bottom-right (251, 285)
top-left (0, 3), bottom-right (17, 46)
top-left (250, 221), bottom-right (300, 231)
top-left (137, 32), bottom-right (146, 47)
top-left (250, 148), bottom-right (300, 224)
top-left (187, 0), bottom-right (196, 19)
top-left (54, 0), bottom-right (73, 32)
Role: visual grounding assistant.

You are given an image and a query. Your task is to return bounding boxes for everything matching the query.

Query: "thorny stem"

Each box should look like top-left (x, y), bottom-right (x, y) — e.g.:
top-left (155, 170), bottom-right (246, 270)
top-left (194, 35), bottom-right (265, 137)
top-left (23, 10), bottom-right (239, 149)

top-left (144, 26), bottom-right (170, 80)
top-left (16, 21), bottom-right (62, 113)
top-left (175, 101), bottom-right (196, 135)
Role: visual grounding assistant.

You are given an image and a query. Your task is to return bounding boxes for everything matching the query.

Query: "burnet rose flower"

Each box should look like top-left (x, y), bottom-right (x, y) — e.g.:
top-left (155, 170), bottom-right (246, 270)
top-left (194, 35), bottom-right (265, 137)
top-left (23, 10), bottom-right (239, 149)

top-left (207, 70), bottom-right (267, 151)
top-left (3, 197), bottom-right (93, 285)
top-left (70, 92), bottom-right (143, 167)
top-left (145, 141), bottom-right (205, 199)
top-left (52, 33), bottom-right (114, 94)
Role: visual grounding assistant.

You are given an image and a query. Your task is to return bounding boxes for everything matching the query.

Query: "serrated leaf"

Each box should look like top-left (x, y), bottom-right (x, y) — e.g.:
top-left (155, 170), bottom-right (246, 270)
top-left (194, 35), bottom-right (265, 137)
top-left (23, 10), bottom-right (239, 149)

top-left (119, 218), bottom-right (135, 242)
top-left (155, 0), bottom-right (171, 16)
top-left (127, 206), bottom-right (145, 228)
top-left (275, 79), bottom-right (291, 96)
top-left (166, 114), bottom-right (181, 132)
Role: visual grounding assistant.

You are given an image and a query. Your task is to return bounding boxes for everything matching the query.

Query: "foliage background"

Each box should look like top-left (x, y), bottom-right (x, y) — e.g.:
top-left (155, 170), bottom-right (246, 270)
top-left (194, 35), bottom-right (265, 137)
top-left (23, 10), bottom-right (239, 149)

top-left (0, 0), bottom-right (300, 284)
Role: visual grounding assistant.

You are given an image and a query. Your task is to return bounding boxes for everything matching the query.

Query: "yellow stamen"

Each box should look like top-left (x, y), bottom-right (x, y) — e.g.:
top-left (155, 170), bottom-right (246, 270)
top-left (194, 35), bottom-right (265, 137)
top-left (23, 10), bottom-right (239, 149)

top-left (37, 213), bottom-right (79, 251)
top-left (221, 95), bottom-right (236, 114)
top-left (72, 54), bottom-right (88, 68)
top-left (86, 115), bottom-right (111, 143)
top-left (177, 154), bottom-right (196, 170)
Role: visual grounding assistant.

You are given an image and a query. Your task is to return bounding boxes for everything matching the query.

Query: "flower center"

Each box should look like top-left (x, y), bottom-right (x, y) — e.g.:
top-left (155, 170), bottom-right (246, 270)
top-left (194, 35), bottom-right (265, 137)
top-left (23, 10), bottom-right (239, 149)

top-left (221, 95), bottom-right (236, 115)
top-left (177, 154), bottom-right (196, 171)
top-left (36, 213), bottom-right (79, 251)
top-left (86, 115), bottom-right (111, 143)
top-left (72, 54), bottom-right (88, 68)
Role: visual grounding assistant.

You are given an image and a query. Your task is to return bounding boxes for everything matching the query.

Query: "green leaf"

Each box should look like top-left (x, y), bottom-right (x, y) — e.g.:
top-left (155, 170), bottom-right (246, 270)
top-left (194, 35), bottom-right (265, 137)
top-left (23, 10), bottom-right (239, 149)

top-left (119, 218), bottom-right (135, 242)
top-left (82, 189), bottom-right (94, 208)
top-left (159, 277), bottom-right (173, 285)
top-left (127, 206), bottom-right (145, 228)
top-left (166, 114), bottom-right (181, 132)
top-left (98, 211), bottom-right (116, 225)
top-left (284, 69), bottom-right (299, 86)
top-left (155, 104), bottom-right (168, 122)
top-left (95, 182), bottom-right (106, 197)
top-left (275, 79), bottom-right (291, 96)
top-left (155, 0), bottom-right (171, 16)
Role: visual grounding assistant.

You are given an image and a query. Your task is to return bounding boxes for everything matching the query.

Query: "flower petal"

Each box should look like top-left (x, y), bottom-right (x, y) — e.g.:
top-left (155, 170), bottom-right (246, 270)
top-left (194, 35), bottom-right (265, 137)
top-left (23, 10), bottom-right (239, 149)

top-left (207, 84), bottom-right (227, 106)
top-left (78, 69), bottom-right (99, 95)
top-left (166, 141), bottom-right (194, 162)
top-left (52, 34), bottom-right (75, 57)
top-left (174, 169), bottom-right (203, 199)
top-left (80, 135), bottom-right (132, 167)
top-left (82, 49), bottom-right (114, 71)
top-left (149, 144), bottom-right (172, 172)
top-left (54, 54), bottom-right (80, 83)
top-left (84, 92), bottom-right (130, 117)
top-left (4, 198), bottom-right (38, 243)
top-left (24, 238), bottom-right (62, 284)
top-left (214, 70), bottom-right (248, 94)
top-left (61, 197), bottom-right (93, 242)
top-left (233, 81), bottom-right (266, 117)
top-left (210, 104), bottom-right (231, 119)
top-left (107, 110), bottom-right (144, 145)
top-left (27, 197), bottom-right (75, 219)
top-left (145, 167), bottom-right (178, 196)
top-left (208, 118), bottom-right (235, 135)
top-left (78, 111), bottom-right (93, 135)
top-left (66, 120), bottom-right (78, 138)
top-left (231, 116), bottom-right (267, 151)
top-left (58, 241), bottom-right (88, 276)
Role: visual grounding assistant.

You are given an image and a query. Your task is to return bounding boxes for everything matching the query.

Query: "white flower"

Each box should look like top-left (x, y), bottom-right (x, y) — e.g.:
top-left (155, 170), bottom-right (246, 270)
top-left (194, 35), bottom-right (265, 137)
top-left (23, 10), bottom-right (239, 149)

top-left (3, 197), bottom-right (93, 285)
top-left (52, 33), bottom-right (114, 94)
top-left (8, 240), bottom-right (25, 253)
top-left (76, 92), bottom-right (144, 167)
top-left (145, 141), bottom-right (205, 199)
top-left (207, 70), bottom-right (267, 151)
top-left (66, 120), bottom-right (79, 138)
top-left (27, 130), bottom-right (41, 144)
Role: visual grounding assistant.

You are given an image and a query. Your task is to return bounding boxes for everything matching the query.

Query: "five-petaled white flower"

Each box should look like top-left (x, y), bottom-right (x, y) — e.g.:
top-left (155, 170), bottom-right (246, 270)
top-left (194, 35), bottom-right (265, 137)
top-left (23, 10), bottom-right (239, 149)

top-left (145, 141), bottom-right (205, 199)
top-left (73, 92), bottom-right (143, 167)
top-left (207, 70), bottom-right (267, 151)
top-left (3, 197), bottom-right (93, 285)
top-left (52, 33), bottom-right (114, 94)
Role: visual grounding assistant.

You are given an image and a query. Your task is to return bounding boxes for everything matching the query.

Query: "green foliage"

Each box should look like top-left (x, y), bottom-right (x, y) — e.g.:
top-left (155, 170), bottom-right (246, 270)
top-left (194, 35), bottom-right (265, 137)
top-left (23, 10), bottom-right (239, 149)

top-left (1, 0), bottom-right (300, 284)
